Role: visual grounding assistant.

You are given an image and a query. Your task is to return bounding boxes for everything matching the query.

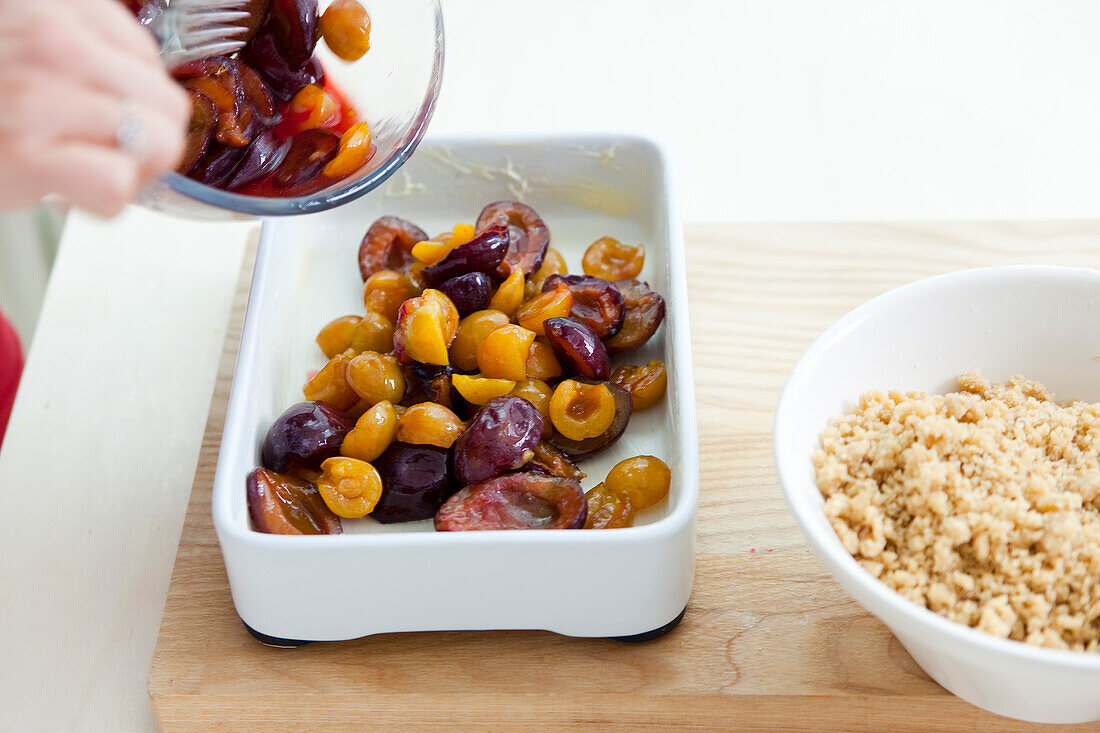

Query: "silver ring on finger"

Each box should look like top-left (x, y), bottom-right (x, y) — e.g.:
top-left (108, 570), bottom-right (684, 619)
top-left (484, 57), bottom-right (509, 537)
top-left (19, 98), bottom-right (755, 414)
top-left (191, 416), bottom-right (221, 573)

top-left (115, 97), bottom-right (144, 156)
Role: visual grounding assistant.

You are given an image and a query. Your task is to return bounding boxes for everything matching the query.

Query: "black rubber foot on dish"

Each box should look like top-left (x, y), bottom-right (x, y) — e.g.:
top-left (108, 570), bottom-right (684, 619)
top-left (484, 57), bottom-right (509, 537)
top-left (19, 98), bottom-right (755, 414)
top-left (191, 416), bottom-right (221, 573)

top-left (610, 606), bottom-right (687, 642)
top-left (244, 622), bottom-right (312, 648)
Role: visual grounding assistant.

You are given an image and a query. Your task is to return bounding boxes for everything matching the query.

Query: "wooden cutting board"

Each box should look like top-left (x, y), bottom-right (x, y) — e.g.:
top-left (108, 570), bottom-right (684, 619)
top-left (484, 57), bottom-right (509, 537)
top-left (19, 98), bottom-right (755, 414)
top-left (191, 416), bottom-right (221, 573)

top-left (149, 222), bottom-right (1100, 732)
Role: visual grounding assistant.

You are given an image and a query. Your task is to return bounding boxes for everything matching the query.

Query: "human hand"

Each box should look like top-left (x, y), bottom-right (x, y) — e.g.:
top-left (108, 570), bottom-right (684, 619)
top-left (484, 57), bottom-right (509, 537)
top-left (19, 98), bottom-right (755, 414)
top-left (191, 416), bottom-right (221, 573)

top-left (0, 0), bottom-right (190, 217)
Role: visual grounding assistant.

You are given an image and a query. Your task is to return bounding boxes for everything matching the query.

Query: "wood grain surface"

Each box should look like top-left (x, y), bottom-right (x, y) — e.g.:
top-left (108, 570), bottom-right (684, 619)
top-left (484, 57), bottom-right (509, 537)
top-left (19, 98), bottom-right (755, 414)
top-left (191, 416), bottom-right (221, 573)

top-left (149, 222), bottom-right (1100, 732)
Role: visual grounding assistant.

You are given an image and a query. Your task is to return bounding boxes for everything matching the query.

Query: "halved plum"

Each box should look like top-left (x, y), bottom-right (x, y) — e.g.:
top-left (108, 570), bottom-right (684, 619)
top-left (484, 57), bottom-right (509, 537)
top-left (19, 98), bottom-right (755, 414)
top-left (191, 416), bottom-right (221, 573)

top-left (242, 27), bottom-right (325, 101)
top-left (475, 201), bottom-right (550, 277)
top-left (247, 467), bottom-right (342, 534)
top-left (421, 225), bottom-right (509, 287)
top-left (358, 216), bottom-right (429, 281)
top-left (437, 272), bottom-right (491, 317)
top-left (234, 59), bottom-right (278, 125)
top-left (227, 130), bottom-right (291, 190)
top-left (545, 382), bottom-right (632, 460)
top-left (370, 442), bottom-right (455, 523)
top-left (193, 143), bottom-right (249, 188)
top-left (261, 400), bottom-right (354, 473)
top-left (267, 0), bottom-right (320, 67)
top-left (543, 316), bottom-right (610, 381)
top-left (272, 129), bottom-right (339, 188)
top-left (177, 59), bottom-right (253, 148)
top-left (605, 280), bottom-right (666, 354)
top-left (542, 274), bottom-right (624, 339)
top-left (435, 473), bottom-right (587, 531)
top-left (179, 91), bottom-right (217, 174)
top-left (453, 396), bottom-right (543, 485)
top-left (529, 441), bottom-right (586, 481)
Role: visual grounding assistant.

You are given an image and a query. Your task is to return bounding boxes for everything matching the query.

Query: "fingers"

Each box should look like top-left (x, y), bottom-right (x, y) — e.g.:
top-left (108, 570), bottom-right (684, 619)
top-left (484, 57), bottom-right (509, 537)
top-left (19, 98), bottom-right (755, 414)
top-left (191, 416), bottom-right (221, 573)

top-left (63, 0), bottom-right (162, 65)
top-left (27, 12), bottom-right (190, 129)
top-left (8, 140), bottom-right (140, 218)
top-left (0, 71), bottom-right (186, 187)
top-left (0, 0), bottom-right (190, 214)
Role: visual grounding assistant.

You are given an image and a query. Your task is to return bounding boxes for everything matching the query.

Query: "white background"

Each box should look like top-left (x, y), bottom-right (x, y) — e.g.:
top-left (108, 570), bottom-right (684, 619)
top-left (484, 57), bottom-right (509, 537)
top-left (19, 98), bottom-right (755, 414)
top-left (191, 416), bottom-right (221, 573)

top-left (2, 1), bottom-right (1100, 730)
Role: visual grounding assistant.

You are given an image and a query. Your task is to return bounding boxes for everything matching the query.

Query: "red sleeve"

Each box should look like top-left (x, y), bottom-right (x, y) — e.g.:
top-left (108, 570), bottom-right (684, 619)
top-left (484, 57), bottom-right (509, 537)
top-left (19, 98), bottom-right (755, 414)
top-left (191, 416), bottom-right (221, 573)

top-left (0, 309), bottom-right (23, 448)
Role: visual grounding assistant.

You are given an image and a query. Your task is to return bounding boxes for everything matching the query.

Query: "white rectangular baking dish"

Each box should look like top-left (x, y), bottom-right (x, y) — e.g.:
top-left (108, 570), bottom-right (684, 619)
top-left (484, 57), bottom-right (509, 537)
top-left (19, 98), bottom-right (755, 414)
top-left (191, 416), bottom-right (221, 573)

top-left (212, 133), bottom-right (698, 642)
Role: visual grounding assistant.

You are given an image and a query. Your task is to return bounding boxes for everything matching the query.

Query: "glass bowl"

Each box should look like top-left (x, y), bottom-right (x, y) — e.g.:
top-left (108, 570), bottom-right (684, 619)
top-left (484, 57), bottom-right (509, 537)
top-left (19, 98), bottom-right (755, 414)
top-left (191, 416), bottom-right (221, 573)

top-left (136, 0), bottom-right (444, 220)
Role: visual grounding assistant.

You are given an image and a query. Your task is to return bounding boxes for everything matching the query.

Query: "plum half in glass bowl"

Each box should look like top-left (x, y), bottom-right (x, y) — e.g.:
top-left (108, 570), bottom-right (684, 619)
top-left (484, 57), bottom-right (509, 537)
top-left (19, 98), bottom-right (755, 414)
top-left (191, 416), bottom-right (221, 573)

top-left (135, 0), bottom-right (443, 220)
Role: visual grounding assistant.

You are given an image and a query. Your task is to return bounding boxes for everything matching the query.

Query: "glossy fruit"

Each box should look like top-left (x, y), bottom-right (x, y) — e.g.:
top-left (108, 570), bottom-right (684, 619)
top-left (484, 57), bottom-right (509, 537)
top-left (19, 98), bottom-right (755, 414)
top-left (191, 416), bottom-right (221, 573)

top-left (267, 0), bottom-right (319, 67)
top-left (262, 401), bottom-right (353, 472)
top-left (543, 317), bottom-right (610, 381)
top-left (526, 247), bottom-right (568, 298)
top-left (396, 402), bottom-right (465, 448)
top-left (247, 467), bottom-right (342, 534)
top-left (241, 30), bottom-right (324, 101)
top-left (401, 363), bottom-right (457, 408)
top-left (583, 482), bottom-right (634, 529)
top-left (272, 129), bottom-right (339, 188)
top-left (582, 237), bottom-right (645, 281)
top-left (179, 91), bottom-right (217, 174)
top-left (347, 351), bottom-right (405, 405)
top-left (287, 83), bottom-right (340, 131)
top-left (542, 274), bottom-right (624, 339)
top-left (450, 310), bottom-right (510, 372)
top-left (451, 374), bottom-right (517, 405)
top-left (179, 60), bottom-right (251, 148)
top-left (363, 269), bottom-right (419, 322)
top-left (421, 225), bottom-right (509, 287)
top-left (371, 442), bottom-right (455, 523)
top-left (475, 201), bottom-right (550, 277)
top-left (193, 143), bottom-right (247, 187)
top-left (412, 224), bottom-right (476, 265)
top-left (323, 122), bottom-right (372, 178)
top-left (317, 456), bottom-right (382, 518)
top-left (453, 396), bottom-right (543, 485)
top-left (227, 130), bottom-right (290, 190)
top-left (340, 400), bottom-right (397, 462)
top-left (435, 473), bottom-right (587, 531)
top-left (358, 216), bottom-right (428, 281)
top-left (605, 455), bottom-right (671, 510)
top-left (610, 360), bottom-right (668, 410)
top-left (529, 441), bottom-right (586, 481)
top-left (393, 289), bottom-right (460, 366)
top-left (549, 380), bottom-right (616, 441)
top-left (604, 280), bottom-right (667, 354)
top-left (525, 339), bottom-right (563, 381)
top-left (351, 312), bottom-right (395, 354)
top-left (235, 59), bottom-right (278, 123)
top-left (437, 272), bottom-right (491, 317)
top-left (488, 267), bottom-right (525, 316)
top-left (344, 398), bottom-right (372, 422)
top-left (320, 0), bottom-right (372, 60)
top-left (316, 314), bottom-right (359, 358)
top-left (302, 350), bottom-right (358, 409)
top-left (510, 379), bottom-right (553, 420)
top-left (476, 324), bottom-right (536, 382)
top-left (545, 382), bottom-right (633, 460)
top-left (516, 285), bottom-right (573, 336)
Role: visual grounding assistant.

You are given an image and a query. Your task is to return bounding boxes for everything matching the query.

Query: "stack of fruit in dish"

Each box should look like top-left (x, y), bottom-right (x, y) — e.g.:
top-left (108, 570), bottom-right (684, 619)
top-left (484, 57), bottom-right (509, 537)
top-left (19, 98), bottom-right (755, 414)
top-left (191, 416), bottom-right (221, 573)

top-left (248, 200), bottom-right (674, 534)
top-left (128, 0), bottom-right (376, 195)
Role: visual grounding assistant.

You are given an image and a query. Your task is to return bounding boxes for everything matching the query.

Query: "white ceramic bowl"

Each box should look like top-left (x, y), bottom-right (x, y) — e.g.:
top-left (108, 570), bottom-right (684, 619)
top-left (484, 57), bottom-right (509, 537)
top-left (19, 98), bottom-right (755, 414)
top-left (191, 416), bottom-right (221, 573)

top-left (213, 133), bottom-right (698, 643)
top-left (774, 266), bottom-right (1100, 724)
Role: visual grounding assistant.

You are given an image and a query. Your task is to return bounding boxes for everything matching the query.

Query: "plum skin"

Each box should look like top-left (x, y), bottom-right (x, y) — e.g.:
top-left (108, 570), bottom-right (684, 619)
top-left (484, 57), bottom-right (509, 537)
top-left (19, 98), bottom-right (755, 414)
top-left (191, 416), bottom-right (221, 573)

top-left (261, 400), bottom-right (354, 473)
top-left (370, 442), bottom-right (455, 523)
top-left (453, 396), bottom-right (544, 486)
top-left (435, 473), bottom-right (587, 531)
